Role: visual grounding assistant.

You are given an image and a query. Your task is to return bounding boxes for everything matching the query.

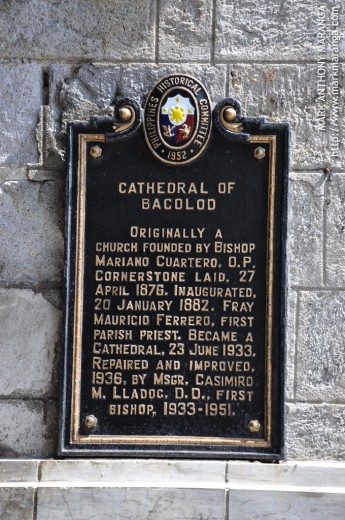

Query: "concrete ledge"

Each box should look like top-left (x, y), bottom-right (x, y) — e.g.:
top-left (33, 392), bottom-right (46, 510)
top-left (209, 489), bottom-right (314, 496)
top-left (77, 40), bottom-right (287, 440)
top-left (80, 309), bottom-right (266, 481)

top-left (0, 460), bottom-right (344, 519)
top-left (1, 459), bottom-right (344, 490)
top-left (40, 459), bottom-right (226, 488)
top-left (0, 460), bottom-right (38, 482)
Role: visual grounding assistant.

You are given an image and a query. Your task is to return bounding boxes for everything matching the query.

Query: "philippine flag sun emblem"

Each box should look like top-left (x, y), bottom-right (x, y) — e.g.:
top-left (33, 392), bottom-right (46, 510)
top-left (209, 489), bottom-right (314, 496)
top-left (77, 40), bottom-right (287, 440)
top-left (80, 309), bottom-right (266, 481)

top-left (160, 94), bottom-right (195, 145)
top-left (144, 73), bottom-right (212, 165)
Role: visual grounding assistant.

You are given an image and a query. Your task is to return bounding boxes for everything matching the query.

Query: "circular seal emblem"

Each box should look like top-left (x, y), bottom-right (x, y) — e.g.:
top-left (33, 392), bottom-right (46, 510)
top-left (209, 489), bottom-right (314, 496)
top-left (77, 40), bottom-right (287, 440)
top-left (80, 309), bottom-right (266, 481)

top-left (143, 73), bottom-right (212, 166)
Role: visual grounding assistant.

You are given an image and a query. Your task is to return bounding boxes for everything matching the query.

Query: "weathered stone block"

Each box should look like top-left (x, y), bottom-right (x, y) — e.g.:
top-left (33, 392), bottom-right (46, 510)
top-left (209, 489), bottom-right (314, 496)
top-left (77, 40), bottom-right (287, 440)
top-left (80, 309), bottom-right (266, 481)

top-left (325, 174), bottom-right (345, 286)
top-left (227, 460), bottom-right (345, 489)
top-left (287, 173), bottom-right (324, 286)
top-left (49, 64), bottom-right (120, 132)
top-left (159, 0), bottom-right (212, 61)
top-left (0, 180), bottom-right (64, 284)
top-left (0, 400), bottom-right (53, 457)
top-left (0, 64), bottom-right (42, 165)
top-left (0, 460), bottom-right (38, 482)
top-left (49, 64), bottom-right (227, 135)
top-left (285, 403), bottom-right (345, 460)
top-left (216, 0), bottom-right (345, 62)
top-left (227, 64), bottom-right (344, 171)
top-left (40, 459), bottom-right (226, 485)
top-left (37, 488), bottom-right (224, 520)
top-left (50, 63), bottom-right (343, 172)
top-left (118, 64), bottom-right (227, 106)
top-left (0, 289), bottom-right (61, 398)
top-left (0, 1), bottom-right (156, 61)
top-left (285, 289), bottom-right (298, 400)
top-left (33, 106), bottom-right (66, 171)
top-left (48, 63), bottom-right (226, 169)
top-left (0, 167), bottom-right (27, 182)
top-left (296, 291), bottom-right (345, 402)
top-left (0, 489), bottom-right (35, 519)
top-left (228, 489), bottom-right (345, 520)
top-left (28, 169), bottom-right (65, 182)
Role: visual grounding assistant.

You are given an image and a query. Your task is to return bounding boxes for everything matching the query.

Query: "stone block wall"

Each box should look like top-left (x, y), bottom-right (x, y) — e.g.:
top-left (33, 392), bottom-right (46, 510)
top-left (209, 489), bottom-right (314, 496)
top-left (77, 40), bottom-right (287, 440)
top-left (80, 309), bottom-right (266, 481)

top-left (0, 0), bottom-right (344, 463)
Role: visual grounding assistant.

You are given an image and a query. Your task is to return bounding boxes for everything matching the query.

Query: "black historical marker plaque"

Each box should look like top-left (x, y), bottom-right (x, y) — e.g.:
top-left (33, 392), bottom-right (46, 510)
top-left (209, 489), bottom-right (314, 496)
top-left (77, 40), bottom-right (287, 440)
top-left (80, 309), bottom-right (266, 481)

top-left (60, 74), bottom-right (289, 459)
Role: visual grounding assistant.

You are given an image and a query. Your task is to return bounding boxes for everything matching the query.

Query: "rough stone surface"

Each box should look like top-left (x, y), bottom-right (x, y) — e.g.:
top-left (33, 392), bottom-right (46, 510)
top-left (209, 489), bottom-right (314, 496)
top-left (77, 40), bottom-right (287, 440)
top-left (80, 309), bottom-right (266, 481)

top-left (285, 289), bottom-right (297, 400)
top-left (296, 291), bottom-right (345, 402)
top-left (216, 0), bottom-right (345, 62)
top-left (159, 0), bottom-right (212, 61)
top-left (285, 403), bottom-right (345, 460)
top-left (325, 174), bottom-right (345, 286)
top-left (47, 62), bottom-right (226, 169)
top-left (0, 400), bottom-right (53, 457)
top-left (37, 488), bottom-right (224, 520)
top-left (0, 289), bottom-right (61, 398)
top-left (49, 63), bottom-right (227, 134)
top-left (0, 1), bottom-right (156, 61)
top-left (0, 180), bottom-right (64, 284)
top-left (0, 64), bottom-right (42, 165)
top-left (117, 64), bottom-right (227, 106)
top-left (33, 106), bottom-right (66, 171)
top-left (0, 489), bottom-right (34, 519)
top-left (228, 489), bottom-right (345, 520)
top-left (228, 64), bottom-right (344, 171)
top-left (287, 173), bottom-right (324, 287)
top-left (49, 64), bottom-right (119, 133)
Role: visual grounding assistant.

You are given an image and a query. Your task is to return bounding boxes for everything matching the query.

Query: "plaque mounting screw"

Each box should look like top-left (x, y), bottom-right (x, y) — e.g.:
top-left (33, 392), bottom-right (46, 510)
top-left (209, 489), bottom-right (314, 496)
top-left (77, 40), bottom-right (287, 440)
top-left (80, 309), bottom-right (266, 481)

top-left (223, 106), bottom-right (237, 122)
top-left (90, 145), bottom-right (103, 158)
top-left (247, 420), bottom-right (261, 433)
top-left (84, 415), bottom-right (98, 429)
top-left (254, 147), bottom-right (265, 160)
top-left (119, 106), bottom-right (132, 122)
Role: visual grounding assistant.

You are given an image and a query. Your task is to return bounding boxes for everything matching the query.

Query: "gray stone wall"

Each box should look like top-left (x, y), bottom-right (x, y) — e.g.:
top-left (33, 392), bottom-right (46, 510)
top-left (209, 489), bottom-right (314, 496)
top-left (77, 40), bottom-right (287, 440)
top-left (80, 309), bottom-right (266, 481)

top-left (0, 0), bottom-right (344, 462)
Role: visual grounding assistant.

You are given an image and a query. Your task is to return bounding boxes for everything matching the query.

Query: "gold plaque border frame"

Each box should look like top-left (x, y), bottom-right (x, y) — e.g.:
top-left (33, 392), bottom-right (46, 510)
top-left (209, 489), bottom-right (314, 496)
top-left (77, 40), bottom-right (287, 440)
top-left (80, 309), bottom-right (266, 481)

top-left (70, 133), bottom-right (276, 448)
